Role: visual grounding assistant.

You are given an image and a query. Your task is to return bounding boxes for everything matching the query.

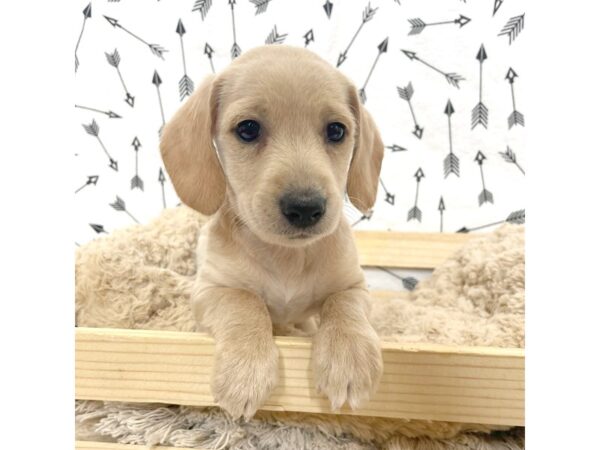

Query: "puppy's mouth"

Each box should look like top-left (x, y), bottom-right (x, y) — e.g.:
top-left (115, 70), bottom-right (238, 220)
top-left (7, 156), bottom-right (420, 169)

top-left (289, 232), bottom-right (314, 240)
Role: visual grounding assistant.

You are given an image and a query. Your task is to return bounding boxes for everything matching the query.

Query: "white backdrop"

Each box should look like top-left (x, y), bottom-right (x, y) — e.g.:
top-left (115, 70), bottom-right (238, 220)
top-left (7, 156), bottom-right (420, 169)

top-left (74, 0), bottom-right (526, 245)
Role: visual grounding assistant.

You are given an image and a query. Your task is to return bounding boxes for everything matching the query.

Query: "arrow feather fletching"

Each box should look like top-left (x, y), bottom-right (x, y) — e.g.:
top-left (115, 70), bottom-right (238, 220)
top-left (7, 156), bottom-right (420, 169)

top-left (478, 189), bottom-right (494, 206)
top-left (110, 196), bottom-right (126, 211)
top-left (105, 49), bottom-right (120, 68)
top-left (362, 3), bottom-right (378, 23)
top-left (507, 209), bottom-right (525, 224)
top-left (192, 0), bottom-right (213, 20)
top-left (83, 120), bottom-right (99, 136)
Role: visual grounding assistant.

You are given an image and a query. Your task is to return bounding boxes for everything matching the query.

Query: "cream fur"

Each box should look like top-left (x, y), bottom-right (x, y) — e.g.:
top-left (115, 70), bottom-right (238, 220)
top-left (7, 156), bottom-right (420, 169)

top-left (160, 45), bottom-right (386, 418)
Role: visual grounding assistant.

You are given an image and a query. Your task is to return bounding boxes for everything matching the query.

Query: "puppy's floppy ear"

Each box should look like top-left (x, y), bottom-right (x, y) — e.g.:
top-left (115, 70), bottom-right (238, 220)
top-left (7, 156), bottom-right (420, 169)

top-left (160, 75), bottom-right (226, 215)
top-left (347, 87), bottom-right (384, 214)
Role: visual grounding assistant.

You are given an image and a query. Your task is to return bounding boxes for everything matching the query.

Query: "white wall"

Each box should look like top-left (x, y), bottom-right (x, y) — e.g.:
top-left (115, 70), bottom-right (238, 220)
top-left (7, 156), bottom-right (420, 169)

top-left (74, 0), bottom-right (525, 244)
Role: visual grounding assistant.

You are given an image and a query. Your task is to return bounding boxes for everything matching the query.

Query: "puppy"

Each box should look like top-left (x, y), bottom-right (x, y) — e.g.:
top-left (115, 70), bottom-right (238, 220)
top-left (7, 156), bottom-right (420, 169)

top-left (160, 45), bottom-right (384, 419)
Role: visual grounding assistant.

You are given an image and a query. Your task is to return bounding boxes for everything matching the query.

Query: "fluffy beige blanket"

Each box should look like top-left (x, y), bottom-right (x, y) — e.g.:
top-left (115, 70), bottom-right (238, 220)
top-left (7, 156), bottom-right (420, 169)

top-left (75, 206), bottom-right (524, 449)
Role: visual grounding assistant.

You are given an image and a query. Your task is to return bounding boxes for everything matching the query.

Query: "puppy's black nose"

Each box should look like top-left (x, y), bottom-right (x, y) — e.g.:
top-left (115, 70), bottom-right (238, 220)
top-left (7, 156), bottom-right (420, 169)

top-left (280, 192), bottom-right (326, 229)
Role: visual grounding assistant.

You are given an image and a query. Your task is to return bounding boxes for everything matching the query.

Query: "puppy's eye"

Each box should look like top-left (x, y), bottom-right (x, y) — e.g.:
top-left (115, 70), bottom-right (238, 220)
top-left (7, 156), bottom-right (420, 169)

top-left (236, 120), bottom-right (261, 142)
top-left (326, 122), bottom-right (345, 142)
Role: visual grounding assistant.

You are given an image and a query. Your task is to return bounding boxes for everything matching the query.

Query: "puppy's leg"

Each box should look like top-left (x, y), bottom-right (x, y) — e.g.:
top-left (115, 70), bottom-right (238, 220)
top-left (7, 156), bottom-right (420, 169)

top-left (312, 287), bottom-right (383, 410)
top-left (193, 286), bottom-right (278, 419)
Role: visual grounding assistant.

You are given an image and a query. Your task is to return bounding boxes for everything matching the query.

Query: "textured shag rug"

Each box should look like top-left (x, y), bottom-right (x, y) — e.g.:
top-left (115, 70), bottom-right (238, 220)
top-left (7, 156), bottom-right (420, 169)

top-left (75, 206), bottom-right (525, 449)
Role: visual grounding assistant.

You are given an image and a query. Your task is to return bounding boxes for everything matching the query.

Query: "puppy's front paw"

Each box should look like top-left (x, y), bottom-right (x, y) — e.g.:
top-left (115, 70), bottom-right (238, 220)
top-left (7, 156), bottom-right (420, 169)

top-left (312, 322), bottom-right (383, 410)
top-left (211, 336), bottom-right (279, 420)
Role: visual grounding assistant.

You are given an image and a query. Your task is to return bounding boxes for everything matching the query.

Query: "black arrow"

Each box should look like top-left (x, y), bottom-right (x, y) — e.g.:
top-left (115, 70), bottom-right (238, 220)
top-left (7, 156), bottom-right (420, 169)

top-left (158, 168), bottom-right (167, 209)
top-left (350, 209), bottom-right (373, 227)
top-left (75, 175), bottom-right (99, 194)
top-left (75, 104), bottom-right (121, 119)
top-left (204, 43), bottom-right (216, 74)
top-left (323, 0), bottom-right (333, 19)
top-left (303, 29), bottom-right (315, 47)
top-left (89, 223), bottom-right (108, 234)
top-left (401, 49), bottom-right (464, 89)
top-left (386, 144), bottom-right (407, 152)
top-left (265, 25), bottom-right (288, 45)
top-left (192, 0), bottom-right (212, 20)
top-left (408, 14), bottom-right (471, 35)
top-left (376, 266), bottom-right (419, 291)
top-left (176, 19), bottom-right (194, 101)
top-left (407, 168), bottom-right (424, 222)
top-left (105, 49), bottom-right (135, 107)
top-left (358, 37), bottom-right (388, 104)
top-left (75, 3), bottom-right (92, 72)
top-left (471, 44), bottom-right (489, 129)
top-left (475, 151), bottom-right (493, 206)
top-left (336, 2), bottom-right (378, 67)
top-left (82, 120), bottom-right (118, 171)
top-left (130, 137), bottom-right (144, 191)
top-left (152, 70), bottom-right (166, 136)
top-left (438, 196), bottom-right (445, 232)
top-left (103, 16), bottom-right (167, 59)
top-left (250, 0), bottom-right (272, 14)
top-left (379, 178), bottom-right (395, 205)
top-left (499, 146), bottom-right (525, 175)
top-left (493, 0), bottom-right (504, 16)
top-left (443, 99), bottom-right (460, 178)
top-left (506, 68), bottom-right (524, 129)
top-left (397, 82), bottom-right (424, 139)
top-left (229, 0), bottom-right (242, 59)
top-left (110, 196), bottom-right (139, 223)
top-left (457, 209), bottom-right (525, 233)
top-left (498, 14), bottom-right (524, 45)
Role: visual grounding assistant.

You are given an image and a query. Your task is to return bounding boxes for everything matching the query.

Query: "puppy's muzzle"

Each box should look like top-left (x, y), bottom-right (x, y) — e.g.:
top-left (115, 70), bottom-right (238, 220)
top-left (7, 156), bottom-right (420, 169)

top-left (279, 191), bottom-right (326, 229)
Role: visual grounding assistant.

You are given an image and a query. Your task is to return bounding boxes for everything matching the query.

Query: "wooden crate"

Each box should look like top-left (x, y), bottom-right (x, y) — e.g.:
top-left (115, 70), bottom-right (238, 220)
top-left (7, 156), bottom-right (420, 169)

top-left (75, 231), bottom-right (524, 450)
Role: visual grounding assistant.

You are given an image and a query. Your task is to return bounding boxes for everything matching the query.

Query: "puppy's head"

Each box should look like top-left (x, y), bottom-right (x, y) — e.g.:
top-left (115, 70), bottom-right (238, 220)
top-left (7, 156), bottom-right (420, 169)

top-left (161, 45), bottom-right (383, 247)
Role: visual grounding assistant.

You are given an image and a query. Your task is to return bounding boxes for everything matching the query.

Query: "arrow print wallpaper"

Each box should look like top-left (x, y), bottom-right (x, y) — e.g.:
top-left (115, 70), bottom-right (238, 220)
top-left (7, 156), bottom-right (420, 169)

top-left (74, 0), bottom-right (526, 245)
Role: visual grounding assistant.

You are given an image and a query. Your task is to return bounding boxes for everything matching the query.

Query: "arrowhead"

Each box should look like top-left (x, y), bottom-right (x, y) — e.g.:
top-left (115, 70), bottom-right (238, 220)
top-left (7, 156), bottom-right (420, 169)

top-left (103, 15), bottom-right (119, 27)
top-left (83, 3), bottom-right (92, 18)
top-left (476, 44), bottom-right (487, 62)
top-left (456, 226), bottom-right (469, 233)
top-left (456, 15), bottom-right (471, 27)
top-left (415, 168), bottom-right (425, 180)
top-left (132, 136), bottom-right (141, 150)
top-left (304, 29), bottom-right (314, 43)
top-left (401, 49), bottom-right (417, 60)
top-left (506, 67), bottom-right (518, 83)
top-left (336, 52), bottom-right (347, 67)
top-left (444, 99), bottom-right (455, 116)
top-left (204, 42), bottom-right (214, 57)
top-left (438, 197), bottom-right (445, 211)
top-left (378, 37), bottom-right (389, 53)
top-left (176, 19), bottom-right (186, 35)
top-left (386, 144), bottom-right (407, 152)
top-left (89, 224), bottom-right (106, 234)
top-left (323, 0), bottom-right (333, 19)
top-left (475, 150), bottom-right (486, 164)
top-left (152, 70), bottom-right (162, 86)
top-left (87, 175), bottom-right (99, 185)
top-left (158, 168), bottom-right (166, 183)
top-left (107, 111), bottom-right (121, 119)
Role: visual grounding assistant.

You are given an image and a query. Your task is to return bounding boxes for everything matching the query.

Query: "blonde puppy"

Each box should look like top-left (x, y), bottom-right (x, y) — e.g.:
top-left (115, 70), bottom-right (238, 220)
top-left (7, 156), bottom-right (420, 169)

top-left (160, 45), bottom-right (384, 419)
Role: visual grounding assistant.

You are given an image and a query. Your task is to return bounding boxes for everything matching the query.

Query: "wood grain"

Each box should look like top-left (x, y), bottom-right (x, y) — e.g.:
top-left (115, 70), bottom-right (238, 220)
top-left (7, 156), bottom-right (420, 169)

top-left (76, 327), bottom-right (524, 426)
top-left (353, 231), bottom-right (475, 269)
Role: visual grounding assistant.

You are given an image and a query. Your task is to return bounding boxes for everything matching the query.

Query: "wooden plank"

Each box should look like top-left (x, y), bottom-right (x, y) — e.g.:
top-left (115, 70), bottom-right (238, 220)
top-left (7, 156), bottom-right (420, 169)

top-left (75, 327), bottom-right (524, 426)
top-left (353, 231), bottom-right (475, 269)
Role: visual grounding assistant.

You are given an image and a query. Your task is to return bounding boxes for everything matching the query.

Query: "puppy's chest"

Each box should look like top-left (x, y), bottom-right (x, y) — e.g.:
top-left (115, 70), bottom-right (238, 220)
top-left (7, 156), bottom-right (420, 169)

top-left (258, 264), bottom-right (322, 324)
